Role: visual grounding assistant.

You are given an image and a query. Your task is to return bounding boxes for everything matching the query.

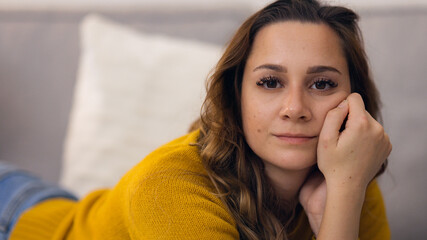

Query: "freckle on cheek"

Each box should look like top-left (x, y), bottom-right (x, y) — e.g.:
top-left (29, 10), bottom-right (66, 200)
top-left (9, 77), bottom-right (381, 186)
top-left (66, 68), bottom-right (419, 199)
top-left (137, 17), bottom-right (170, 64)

top-left (257, 129), bottom-right (261, 133)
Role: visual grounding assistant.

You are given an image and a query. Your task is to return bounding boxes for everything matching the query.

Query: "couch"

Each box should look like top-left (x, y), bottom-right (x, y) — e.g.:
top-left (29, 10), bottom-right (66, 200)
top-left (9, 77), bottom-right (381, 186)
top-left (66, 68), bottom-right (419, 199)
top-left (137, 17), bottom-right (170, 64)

top-left (1, 6), bottom-right (426, 239)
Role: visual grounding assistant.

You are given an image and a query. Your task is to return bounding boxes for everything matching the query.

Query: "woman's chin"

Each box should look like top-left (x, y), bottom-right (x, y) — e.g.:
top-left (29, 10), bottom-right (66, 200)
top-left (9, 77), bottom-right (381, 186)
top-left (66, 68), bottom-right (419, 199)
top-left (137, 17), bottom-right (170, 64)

top-left (265, 150), bottom-right (317, 172)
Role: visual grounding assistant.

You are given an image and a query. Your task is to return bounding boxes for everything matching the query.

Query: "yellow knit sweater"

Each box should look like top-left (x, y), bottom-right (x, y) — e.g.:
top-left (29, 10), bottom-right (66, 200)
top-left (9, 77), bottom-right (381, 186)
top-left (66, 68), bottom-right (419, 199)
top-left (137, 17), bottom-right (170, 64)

top-left (10, 131), bottom-right (390, 239)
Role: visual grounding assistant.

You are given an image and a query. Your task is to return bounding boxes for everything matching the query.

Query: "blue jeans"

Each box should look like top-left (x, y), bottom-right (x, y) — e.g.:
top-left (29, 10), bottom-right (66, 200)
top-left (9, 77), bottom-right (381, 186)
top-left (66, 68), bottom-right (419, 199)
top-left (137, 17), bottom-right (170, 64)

top-left (0, 161), bottom-right (77, 240)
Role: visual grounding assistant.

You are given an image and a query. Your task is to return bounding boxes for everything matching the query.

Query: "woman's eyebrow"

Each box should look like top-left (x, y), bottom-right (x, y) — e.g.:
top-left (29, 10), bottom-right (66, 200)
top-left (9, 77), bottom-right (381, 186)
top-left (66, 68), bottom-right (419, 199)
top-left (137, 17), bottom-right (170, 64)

top-left (306, 65), bottom-right (342, 75)
top-left (253, 64), bottom-right (341, 75)
top-left (253, 64), bottom-right (287, 73)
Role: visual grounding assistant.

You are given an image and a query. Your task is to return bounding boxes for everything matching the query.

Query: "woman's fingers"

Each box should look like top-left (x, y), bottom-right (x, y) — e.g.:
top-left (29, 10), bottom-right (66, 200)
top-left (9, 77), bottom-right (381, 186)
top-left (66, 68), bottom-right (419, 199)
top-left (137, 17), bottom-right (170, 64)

top-left (319, 99), bottom-right (349, 146)
top-left (345, 93), bottom-right (372, 130)
top-left (347, 93), bottom-right (366, 117)
top-left (318, 92), bottom-right (392, 188)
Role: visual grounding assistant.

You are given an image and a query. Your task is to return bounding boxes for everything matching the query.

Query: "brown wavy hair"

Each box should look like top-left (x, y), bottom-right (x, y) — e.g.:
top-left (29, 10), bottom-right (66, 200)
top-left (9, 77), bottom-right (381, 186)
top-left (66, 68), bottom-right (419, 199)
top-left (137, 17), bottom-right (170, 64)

top-left (191, 0), bottom-right (386, 239)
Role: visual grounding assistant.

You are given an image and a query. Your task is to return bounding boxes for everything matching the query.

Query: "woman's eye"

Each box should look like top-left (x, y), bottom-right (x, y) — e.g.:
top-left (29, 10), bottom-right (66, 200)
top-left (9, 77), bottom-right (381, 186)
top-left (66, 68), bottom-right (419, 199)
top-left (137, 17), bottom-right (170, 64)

top-left (256, 77), bottom-right (282, 89)
top-left (311, 78), bottom-right (337, 90)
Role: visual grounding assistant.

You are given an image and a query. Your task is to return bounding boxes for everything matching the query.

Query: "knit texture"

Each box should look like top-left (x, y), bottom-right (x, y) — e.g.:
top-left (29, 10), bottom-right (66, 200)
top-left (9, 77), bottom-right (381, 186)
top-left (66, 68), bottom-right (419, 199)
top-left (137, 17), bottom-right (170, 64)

top-left (9, 130), bottom-right (390, 239)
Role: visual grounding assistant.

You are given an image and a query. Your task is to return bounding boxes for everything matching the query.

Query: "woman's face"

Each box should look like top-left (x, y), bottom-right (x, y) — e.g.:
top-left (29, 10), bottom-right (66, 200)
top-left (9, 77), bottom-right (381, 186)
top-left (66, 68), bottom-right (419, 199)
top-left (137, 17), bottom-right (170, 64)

top-left (241, 21), bottom-right (351, 175)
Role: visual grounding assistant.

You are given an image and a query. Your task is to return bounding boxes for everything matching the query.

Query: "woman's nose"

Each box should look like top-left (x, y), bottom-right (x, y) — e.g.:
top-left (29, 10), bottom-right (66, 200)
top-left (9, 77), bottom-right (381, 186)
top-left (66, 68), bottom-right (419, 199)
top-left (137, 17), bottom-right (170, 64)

top-left (279, 89), bottom-right (312, 121)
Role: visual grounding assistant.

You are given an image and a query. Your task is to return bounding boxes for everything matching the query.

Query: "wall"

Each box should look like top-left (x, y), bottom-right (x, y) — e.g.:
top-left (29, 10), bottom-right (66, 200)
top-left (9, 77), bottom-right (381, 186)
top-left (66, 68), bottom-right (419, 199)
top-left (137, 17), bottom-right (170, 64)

top-left (0, 0), bottom-right (426, 10)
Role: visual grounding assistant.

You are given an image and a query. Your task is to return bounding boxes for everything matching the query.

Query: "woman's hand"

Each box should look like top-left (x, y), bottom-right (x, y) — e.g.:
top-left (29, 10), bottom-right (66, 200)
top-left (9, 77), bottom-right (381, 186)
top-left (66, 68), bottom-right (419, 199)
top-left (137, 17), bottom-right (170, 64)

top-left (313, 93), bottom-right (392, 239)
top-left (317, 93), bottom-right (391, 189)
top-left (299, 169), bottom-right (326, 236)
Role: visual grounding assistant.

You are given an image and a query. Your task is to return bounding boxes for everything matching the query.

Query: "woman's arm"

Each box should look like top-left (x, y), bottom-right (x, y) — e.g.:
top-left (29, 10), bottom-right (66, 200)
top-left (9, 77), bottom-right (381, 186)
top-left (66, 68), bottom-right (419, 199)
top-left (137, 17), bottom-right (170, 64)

top-left (300, 93), bottom-right (392, 240)
top-left (300, 177), bottom-right (390, 239)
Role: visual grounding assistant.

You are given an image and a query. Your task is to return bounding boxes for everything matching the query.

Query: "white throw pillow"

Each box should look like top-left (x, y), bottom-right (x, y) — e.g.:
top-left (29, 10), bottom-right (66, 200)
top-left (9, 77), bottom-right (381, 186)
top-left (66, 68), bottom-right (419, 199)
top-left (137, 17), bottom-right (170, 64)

top-left (61, 14), bottom-right (222, 197)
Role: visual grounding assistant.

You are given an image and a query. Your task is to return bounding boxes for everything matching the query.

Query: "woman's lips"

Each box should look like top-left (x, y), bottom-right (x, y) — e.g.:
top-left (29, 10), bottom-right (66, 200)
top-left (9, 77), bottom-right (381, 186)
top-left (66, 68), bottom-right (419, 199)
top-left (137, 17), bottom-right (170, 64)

top-left (274, 134), bottom-right (317, 144)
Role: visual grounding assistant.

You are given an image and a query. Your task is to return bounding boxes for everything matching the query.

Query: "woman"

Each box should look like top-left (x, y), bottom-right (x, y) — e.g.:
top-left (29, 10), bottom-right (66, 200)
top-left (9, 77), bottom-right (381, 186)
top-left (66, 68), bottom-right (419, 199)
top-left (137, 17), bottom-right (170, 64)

top-left (3, 0), bottom-right (391, 239)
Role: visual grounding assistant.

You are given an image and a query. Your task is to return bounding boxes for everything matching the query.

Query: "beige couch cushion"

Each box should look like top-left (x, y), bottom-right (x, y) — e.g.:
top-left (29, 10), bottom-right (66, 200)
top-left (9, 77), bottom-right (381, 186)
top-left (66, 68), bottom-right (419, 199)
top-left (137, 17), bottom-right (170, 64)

top-left (61, 15), bottom-right (222, 197)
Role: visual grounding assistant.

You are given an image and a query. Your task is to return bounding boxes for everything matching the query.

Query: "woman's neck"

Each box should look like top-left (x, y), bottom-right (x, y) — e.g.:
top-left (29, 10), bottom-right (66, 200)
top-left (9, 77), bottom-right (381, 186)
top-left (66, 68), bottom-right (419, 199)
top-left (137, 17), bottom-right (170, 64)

top-left (264, 164), bottom-right (313, 201)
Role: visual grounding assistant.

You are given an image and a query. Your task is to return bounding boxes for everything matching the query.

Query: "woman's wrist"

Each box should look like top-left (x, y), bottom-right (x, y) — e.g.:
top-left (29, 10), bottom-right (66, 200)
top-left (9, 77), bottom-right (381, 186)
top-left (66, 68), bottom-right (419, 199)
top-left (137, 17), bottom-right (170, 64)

top-left (323, 171), bottom-right (369, 194)
top-left (315, 181), bottom-right (366, 240)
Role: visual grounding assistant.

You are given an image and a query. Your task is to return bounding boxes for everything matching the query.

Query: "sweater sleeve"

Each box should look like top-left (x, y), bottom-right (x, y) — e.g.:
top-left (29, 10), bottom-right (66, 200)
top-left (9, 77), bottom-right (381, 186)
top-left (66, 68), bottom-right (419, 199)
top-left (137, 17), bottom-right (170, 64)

top-left (110, 131), bottom-right (239, 239)
top-left (10, 131), bottom-right (238, 240)
top-left (121, 137), bottom-right (238, 239)
top-left (126, 167), bottom-right (238, 239)
top-left (358, 179), bottom-right (391, 240)
top-left (93, 131), bottom-right (238, 239)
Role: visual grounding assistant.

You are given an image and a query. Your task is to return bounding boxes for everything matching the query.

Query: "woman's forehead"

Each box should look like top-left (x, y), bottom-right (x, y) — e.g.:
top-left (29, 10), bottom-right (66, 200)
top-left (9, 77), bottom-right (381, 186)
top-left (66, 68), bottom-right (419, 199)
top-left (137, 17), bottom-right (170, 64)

top-left (247, 21), bottom-right (347, 72)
